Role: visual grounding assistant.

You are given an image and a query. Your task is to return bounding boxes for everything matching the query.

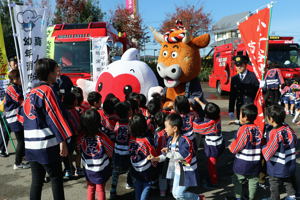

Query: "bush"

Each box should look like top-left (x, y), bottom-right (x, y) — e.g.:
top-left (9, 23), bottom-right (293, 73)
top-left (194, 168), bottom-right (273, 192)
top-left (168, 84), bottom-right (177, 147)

top-left (198, 57), bottom-right (213, 82)
top-left (198, 67), bottom-right (212, 82)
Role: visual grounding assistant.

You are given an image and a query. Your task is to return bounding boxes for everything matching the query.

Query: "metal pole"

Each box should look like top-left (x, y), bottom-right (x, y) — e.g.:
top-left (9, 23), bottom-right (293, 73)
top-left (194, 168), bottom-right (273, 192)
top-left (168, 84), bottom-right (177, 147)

top-left (8, 0), bottom-right (25, 95)
top-left (0, 116), bottom-right (8, 154)
top-left (0, 113), bottom-right (16, 152)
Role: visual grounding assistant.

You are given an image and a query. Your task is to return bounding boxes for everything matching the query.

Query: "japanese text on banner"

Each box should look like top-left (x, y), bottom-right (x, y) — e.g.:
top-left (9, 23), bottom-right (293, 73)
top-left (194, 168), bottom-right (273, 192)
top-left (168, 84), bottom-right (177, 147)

top-left (13, 5), bottom-right (49, 95)
top-left (92, 37), bottom-right (109, 82)
top-left (238, 7), bottom-right (271, 132)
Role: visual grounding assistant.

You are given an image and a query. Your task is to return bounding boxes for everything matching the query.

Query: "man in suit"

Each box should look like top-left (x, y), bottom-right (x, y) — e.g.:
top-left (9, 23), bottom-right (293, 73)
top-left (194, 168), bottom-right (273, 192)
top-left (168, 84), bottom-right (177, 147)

top-left (228, 55), bottom-right (259, 119)
top-left (52, 65), bottom-right (74, 101)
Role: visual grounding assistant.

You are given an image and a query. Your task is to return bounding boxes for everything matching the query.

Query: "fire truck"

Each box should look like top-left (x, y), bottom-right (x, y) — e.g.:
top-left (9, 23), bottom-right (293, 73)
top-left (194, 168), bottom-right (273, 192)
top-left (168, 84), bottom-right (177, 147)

top-left (208, 36), bottom-right (300, 95)
top-left (49, 22), bottom-right (131, 84)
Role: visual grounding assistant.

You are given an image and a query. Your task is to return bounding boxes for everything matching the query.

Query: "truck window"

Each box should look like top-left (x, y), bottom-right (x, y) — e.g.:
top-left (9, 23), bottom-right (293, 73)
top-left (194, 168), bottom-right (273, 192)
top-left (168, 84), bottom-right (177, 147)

top-left (54, 41), bottom-right (91, 73)
top-left (268, 44), bottom-right (300, 68)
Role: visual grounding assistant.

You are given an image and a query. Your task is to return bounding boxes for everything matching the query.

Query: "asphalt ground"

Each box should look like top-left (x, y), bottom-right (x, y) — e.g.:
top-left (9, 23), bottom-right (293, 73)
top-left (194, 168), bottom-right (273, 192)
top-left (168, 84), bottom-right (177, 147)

top-left (0, 82), bottom-right (299, 200)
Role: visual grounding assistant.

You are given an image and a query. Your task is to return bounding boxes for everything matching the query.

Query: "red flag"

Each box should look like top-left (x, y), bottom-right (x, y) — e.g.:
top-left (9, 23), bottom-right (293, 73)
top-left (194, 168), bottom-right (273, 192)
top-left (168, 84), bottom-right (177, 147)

top-left (238, 7), bottom-right (271, 132)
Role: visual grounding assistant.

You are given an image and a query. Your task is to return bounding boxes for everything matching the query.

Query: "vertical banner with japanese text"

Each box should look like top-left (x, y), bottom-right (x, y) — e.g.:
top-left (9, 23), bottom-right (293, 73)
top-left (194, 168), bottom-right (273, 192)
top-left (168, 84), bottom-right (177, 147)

top-left (0, 20), bottom-right (9, 101)
top-left (238, 6), bottom-right (271, 132)
top-left (46, 26), bottom-right (55, 59)
top-left (13, 5), bottom-right (49, 95)
top-left (92, 37), bottom-right (109, 82)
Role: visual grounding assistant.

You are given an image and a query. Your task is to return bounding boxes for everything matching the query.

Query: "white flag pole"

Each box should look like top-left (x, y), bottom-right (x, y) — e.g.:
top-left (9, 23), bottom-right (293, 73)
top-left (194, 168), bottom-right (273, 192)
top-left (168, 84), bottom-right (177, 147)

top-left (7, 0), bottom-right (25, 89)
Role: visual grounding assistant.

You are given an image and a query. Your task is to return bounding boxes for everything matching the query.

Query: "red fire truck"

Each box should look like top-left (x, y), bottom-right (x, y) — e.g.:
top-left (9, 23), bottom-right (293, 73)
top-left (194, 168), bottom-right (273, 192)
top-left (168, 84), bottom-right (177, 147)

top-left (50, 22), bottom-right (131, 84)
top-left (208, 36), bottom-right (300, 95)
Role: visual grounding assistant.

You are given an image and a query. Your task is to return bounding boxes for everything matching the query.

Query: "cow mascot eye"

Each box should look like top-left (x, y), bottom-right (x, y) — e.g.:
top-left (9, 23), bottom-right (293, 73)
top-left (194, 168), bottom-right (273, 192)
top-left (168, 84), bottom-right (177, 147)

top-left (171, 52), bottom-right (178, 58)
top-left (163, 50), bottom-right (168, 57)
top-left (123, 85), bottom-right (132, 95)
top-left (98, 82), bottom-right (103, 92)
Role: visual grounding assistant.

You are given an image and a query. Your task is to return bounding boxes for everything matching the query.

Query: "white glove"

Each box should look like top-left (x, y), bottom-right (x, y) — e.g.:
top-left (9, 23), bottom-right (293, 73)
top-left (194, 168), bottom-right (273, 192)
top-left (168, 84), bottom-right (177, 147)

top-left (259, 80), bottom-right (265, 88)
top-left (229, 112), bottom-right (235, 120)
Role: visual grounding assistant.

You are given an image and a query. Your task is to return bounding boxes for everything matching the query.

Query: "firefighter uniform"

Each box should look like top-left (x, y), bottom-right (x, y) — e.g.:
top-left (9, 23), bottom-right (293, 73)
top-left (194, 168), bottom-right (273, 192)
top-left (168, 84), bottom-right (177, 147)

top-left (229, 56), bottom-right (259, 118)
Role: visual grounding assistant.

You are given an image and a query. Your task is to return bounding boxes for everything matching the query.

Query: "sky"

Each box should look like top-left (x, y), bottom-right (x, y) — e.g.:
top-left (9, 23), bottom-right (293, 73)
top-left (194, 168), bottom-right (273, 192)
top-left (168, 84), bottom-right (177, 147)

top-left (50, 0), bottom-right (300, 55)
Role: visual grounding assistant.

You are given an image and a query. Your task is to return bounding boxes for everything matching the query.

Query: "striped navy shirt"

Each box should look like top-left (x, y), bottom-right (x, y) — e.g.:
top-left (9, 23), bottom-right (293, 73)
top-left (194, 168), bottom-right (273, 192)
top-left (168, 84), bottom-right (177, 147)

top-left (22, 83), bottom-right (72, 164)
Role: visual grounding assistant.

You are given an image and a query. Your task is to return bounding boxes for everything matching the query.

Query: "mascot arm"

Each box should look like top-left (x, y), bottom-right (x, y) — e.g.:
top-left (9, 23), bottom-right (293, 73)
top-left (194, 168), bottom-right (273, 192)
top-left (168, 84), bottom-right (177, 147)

top-left (188, 78), bottom-right (207, 104)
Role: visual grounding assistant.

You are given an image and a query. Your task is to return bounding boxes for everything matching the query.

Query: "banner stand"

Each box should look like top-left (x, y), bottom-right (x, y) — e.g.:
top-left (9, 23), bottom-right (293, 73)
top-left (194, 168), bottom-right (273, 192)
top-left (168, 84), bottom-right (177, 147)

top-left (7, 0), bottom-right (25, 89)
top-left (0, 112), bottom-right (16, 154)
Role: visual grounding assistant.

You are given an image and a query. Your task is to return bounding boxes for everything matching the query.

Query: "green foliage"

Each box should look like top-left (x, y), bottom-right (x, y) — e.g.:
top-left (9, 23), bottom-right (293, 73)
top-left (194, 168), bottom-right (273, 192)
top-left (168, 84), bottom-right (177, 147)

top-left (53, 0), bottom-right (104, 24)
top-left (198, 57), bottom-right (213, 82)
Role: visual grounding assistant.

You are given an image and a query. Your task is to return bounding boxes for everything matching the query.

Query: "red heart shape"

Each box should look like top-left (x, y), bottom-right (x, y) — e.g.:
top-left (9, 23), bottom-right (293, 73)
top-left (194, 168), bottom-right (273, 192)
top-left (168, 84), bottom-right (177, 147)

top-left (95, 72), bottom-right (141, 101)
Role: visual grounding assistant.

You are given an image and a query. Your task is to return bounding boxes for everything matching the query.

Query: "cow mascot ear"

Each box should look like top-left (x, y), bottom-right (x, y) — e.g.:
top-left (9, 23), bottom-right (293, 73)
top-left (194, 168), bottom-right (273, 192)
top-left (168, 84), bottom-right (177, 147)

top-left (151, 20), bottom-right (210, 109)
top-left (191, 34), bottom-right (210, 49)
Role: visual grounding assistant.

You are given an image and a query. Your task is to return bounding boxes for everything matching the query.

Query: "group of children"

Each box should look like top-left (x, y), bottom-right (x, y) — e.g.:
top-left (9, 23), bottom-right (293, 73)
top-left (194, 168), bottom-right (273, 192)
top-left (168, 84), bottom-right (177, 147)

top-left (280, 78), bottom-right (300, 123)
top-left (263, 66), bottom-right (300, 124)
top-left (50, 88), bottom-right (299, 200)
top-left (229, 104), bottom-right (297, 200)
top-left (1, 61), bottom-right (299, 200)
top-left (78, 91), bottom-right (223, 200)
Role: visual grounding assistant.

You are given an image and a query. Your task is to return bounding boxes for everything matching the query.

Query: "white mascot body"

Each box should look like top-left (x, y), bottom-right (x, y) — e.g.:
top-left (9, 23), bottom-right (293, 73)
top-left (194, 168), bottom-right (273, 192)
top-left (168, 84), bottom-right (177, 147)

top-left (77, 48), bottom-right (159, 102)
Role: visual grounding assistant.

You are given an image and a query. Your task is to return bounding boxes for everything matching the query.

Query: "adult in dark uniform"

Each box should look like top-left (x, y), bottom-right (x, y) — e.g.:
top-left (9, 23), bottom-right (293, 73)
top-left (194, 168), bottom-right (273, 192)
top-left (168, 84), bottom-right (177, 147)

top-left (228, 55), bottom-right (259, 119)
top-left (52, 66), bottom-right (73, 101)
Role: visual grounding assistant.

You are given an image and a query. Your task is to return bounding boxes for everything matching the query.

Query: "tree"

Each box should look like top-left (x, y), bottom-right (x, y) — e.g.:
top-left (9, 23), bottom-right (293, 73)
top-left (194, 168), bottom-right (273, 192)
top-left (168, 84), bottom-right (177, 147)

top-left (53, 0), bottom-right (104, 24)
top-left (159, 5), bottom-right (211, 37)
top-left (110, 6), bottom-right (149, 49)
top-left (0, 0), bottom-right (24, 58)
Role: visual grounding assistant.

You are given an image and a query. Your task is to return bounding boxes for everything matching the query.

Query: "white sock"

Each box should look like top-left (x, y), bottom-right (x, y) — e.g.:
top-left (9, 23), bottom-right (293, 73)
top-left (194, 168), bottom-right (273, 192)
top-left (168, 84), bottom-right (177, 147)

top-left (293, 110), bottom-right (300, 122)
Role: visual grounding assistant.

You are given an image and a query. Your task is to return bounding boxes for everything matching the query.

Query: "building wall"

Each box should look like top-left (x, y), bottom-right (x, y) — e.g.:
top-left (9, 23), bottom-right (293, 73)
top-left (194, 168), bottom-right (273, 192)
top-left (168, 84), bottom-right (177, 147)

top-left (214, 30), bottom-right (240, 42)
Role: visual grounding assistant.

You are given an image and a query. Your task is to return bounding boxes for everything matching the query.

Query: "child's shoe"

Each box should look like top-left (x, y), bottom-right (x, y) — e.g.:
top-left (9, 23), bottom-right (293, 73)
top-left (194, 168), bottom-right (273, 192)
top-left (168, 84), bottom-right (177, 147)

top-left (286, 110), bottom-right (290, 115)
top-left (285, 195), bottom-right (296, 200)
top-left (13, 162), bottom-right (30, 170)
top-left (74, 168), bottom-right (84, 176)
top-left (63, 170), bottom-right (72, 180)
top-left (258, 182), bottom-right (268, 190)
top-left (0, 151), bottom-right (9, 157)
top-left (125, 183), bottom-right (133, 189)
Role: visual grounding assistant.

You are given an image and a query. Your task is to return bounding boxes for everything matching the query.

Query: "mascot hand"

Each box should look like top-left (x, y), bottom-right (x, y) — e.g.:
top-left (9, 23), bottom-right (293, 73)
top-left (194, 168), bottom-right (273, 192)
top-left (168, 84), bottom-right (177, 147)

top-left (148, 86), bottom-right (164, 101)
top-left (163, 101), bottom-right (174, 110)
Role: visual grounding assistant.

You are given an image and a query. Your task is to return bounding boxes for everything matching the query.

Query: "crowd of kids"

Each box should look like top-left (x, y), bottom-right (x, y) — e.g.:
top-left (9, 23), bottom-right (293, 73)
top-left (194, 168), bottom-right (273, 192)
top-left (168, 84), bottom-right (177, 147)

top-left (0, 58), bottom-right (298, 200)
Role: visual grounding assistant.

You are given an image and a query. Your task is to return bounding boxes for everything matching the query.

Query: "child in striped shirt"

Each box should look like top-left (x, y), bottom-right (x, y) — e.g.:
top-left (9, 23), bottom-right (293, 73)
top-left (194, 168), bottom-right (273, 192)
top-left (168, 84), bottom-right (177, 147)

top-left (148, 113), bottom-right (200, 200)
top-left (262, 105), bottom-right (297, 200)
top-left (78, 109), bottom-right (114, 200)
top-left (193, 102), bottom-right (224, 186)
top-left (129, 113), bottom-right (158, 200)
top-left (110, 101), bottom-right (132, 198)
top-left (153, 111), bottom-right (170, 197)
top-left (229, 104), bottom-right (262, 200)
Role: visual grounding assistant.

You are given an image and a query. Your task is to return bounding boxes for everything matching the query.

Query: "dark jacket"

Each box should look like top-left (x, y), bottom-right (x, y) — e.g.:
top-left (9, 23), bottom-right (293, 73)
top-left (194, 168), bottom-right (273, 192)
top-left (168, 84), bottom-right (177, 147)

top-left (229, 71), bottom-right (259, 114)
top-left (53, 75), bottom-right (73, 100)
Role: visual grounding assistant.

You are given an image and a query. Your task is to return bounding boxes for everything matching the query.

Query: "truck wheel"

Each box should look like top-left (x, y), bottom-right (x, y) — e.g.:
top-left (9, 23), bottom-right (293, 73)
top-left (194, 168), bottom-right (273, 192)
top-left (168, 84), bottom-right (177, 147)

top-left (216, 81), bottom-right (224, 95)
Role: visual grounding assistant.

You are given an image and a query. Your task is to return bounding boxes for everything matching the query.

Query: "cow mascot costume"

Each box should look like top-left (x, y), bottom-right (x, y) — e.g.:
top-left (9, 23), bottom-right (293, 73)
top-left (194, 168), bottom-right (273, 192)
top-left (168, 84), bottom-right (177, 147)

top-left (151, 20), bottom-right (210, 108)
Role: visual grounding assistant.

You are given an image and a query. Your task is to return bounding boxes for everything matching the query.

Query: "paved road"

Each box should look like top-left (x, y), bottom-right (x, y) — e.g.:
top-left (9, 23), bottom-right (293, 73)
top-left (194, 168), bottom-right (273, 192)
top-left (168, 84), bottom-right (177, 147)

top-left (0, 82), bottom-right (299, 200)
